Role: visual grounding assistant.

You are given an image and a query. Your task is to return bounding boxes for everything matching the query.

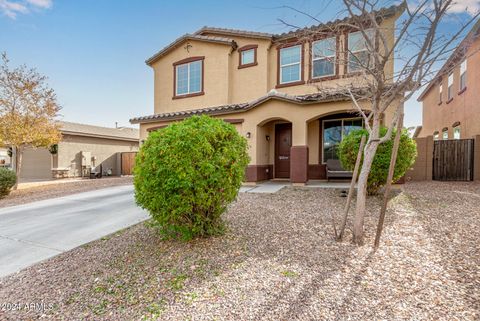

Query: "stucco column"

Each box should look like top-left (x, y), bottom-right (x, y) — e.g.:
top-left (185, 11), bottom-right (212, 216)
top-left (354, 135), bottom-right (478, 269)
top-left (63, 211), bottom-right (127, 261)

top-left (291, 121), bottom-right (308, 184)
top-left (244, 124), bottom-right (259, 183)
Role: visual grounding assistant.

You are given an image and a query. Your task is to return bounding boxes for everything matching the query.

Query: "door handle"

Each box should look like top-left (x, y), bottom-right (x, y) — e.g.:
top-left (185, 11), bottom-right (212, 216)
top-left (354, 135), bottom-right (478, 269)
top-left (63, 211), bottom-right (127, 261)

top-left (279, 156), bottom-right (289, 160)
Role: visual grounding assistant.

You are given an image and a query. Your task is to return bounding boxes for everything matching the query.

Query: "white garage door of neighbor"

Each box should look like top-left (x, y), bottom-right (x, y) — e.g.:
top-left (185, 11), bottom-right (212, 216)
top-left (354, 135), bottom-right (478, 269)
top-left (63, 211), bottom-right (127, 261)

top-left (20, 148), bottom-right (52, 180)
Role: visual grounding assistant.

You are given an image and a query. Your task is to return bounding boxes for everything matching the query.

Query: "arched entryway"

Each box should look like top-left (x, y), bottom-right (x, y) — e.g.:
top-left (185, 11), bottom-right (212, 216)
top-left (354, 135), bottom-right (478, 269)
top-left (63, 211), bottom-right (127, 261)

top-left (306, 111), bottom-right (365, 180)
top-left (251, 117), bottom-right (293, 181)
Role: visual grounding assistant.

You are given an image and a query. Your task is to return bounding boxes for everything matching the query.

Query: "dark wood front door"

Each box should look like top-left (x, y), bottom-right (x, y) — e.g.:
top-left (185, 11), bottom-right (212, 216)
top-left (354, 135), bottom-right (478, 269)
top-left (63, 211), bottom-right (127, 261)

top-left (275, 123), bottom-right (292, 178)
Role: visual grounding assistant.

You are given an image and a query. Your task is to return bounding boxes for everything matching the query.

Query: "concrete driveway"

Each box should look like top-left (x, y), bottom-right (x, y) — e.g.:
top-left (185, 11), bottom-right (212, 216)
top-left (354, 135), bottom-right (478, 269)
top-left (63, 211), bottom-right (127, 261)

top-left (0, 185), bottom-right (149, 278)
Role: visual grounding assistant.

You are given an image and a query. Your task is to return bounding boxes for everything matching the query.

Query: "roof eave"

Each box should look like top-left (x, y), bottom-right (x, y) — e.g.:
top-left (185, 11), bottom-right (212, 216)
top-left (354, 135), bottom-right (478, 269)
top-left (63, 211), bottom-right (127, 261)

top-left (61, 130), bottom-right (139, 142)
top-left (195, 27), bottom-right (273, 40)
top-left (274, 4), bottom-right (405, 41)
top-left (129, 93), bottom-right (358, 125)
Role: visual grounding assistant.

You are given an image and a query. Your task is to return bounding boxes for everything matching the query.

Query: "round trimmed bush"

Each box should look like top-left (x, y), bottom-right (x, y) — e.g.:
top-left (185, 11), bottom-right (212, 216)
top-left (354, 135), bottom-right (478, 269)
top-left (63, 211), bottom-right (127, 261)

top-left (0, 167), bottom-right (17, 198)
top-left (338, 127), bottom-right (417, 195)
top-left (134, 115), bottom-right (250, 240)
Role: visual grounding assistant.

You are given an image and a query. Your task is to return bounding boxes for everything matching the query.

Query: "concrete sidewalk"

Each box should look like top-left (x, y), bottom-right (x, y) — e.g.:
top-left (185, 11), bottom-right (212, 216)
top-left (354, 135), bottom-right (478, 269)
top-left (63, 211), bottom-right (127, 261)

top-left (0, 185), bottom-right (149, 278)
top-left (240, 180), bottom-right (355, 194)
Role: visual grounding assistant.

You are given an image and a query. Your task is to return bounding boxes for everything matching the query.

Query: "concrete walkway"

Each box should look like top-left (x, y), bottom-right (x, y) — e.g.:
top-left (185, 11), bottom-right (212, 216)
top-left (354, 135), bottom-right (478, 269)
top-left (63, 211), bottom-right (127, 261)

top-left (240, 180), bottom-right (354, 194)
top-left (0, 185), bottom-right (149, 278)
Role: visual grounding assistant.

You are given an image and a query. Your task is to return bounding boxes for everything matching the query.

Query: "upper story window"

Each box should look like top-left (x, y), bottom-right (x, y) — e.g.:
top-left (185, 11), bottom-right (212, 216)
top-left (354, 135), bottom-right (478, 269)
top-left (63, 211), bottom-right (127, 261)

top-left (438, 83), bottom-right (443, 104)
top-left (348, 29), bottom-right (373, 73)
top-left (173, 57), bottom-right (204, 98)
top-left (279, 45), bottom-right (302, 84)
top-left (459, 59), bottom-right (467, 92)
top-left (453, 125), bottom-right (461, 139)
top-left (433, 131), bottom-right (439, 140)
top-left (238, 45), bottom-right (258, 69)
top-left (447, 72), bottom-right (453, 101)
top-left (312, 37), bottom-right (336, 79)
top-left (442, 128), bottom-right (449, 140)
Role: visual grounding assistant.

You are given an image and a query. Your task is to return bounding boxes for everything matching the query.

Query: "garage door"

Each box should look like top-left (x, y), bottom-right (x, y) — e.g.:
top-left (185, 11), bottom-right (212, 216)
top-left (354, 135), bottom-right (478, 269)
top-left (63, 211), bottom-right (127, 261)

top-left (20, 147), bottom-right (52, 180)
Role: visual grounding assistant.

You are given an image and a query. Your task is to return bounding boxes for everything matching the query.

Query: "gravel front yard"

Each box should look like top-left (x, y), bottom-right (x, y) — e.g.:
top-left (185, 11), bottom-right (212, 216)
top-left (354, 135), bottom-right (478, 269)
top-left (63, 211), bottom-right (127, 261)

top-left (0, 182), bottom-right (478, 320)
top-left (0, 176), bottom-right (133, 208)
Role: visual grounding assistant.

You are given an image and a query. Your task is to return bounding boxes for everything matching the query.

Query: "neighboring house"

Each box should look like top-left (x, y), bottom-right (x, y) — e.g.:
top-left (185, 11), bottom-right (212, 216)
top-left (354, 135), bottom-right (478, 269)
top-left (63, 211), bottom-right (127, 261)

top-left (19, 121), bottom-right (139, 180)
top-left (131, 5), bottom-right (403, 184)
top-left (0, 147), bottom-right (10, 168)
top-left (407, 19), bottom-right (480, 182)
top-left (417, 19), bottom-right (480, 140)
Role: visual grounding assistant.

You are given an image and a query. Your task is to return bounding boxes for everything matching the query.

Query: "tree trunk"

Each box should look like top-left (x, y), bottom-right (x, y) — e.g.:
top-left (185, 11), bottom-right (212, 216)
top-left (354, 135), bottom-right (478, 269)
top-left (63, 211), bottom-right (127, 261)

top-left (352, 139), bottom-right (379, 245)
top-left (12, 146), bottom-right (23, 190)
top-left (374, 113), bottom-right (404, 248)
top-left (338, 135), bottom-right (366, 240)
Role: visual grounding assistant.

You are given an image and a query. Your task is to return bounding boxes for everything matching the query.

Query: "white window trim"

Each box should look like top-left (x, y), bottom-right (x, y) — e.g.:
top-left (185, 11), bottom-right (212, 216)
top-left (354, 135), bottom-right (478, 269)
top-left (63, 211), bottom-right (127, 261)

top-left (241, 49), bottom-right (255, 65)
top-left (439, 83), bottom-right (443, 103)
top-left (280, 45), bottom-right (302, 84)
top-left (321, 117), bottom-right (364, 164)
top-left (175, 61), bottom-right (202, 96)
top-left (312, 37), bottom-right (336, 79)
top-left (347, 29), bottom-right (373, 73)
top-left (447, 72), bottom-right (454, 100)
top-left (442, 129), bottom-right (449, 140)
top-left (459, 59), bottom-right (467, 91)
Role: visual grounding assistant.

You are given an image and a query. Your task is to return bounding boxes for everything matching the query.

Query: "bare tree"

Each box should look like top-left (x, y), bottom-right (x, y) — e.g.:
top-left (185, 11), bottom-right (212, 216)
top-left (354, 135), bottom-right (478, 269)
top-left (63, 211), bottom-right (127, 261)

top-left (281, 0), bottom-right (479, 245)
top-left (0, 53), bottom-right (61, 187)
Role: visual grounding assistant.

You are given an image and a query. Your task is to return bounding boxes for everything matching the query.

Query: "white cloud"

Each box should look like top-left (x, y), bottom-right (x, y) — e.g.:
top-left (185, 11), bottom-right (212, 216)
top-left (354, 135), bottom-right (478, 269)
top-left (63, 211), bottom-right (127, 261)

top-left (0, 0), bottom-right (27, 18)
top-left (448, 0), bottom-right (480, 16)
top-left (26, 0), bottom-right (51, 9)
top-left (0, 0), bottom-right (52, 19)
top-left (405, 0), bottom-right (479, 17)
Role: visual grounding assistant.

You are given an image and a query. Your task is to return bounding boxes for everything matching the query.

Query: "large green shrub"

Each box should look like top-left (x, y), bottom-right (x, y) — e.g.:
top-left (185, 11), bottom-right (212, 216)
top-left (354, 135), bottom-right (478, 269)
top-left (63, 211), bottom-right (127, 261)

top-left (0, 167), bottom-right (16, 198)
top-left (134, 115), bottom-right (250, 240)
top-left (338, 127), bottom-right (417, 195)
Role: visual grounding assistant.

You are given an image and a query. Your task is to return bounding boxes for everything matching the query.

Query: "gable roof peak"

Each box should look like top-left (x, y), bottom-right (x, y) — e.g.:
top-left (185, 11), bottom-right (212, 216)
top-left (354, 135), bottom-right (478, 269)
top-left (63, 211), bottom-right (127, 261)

top-left (145, 33), bottom-right (236, 66)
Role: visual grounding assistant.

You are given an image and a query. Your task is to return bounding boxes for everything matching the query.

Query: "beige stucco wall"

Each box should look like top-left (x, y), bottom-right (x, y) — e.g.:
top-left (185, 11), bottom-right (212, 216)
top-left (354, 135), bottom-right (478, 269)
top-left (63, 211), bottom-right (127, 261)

top-left (420, 36), bottom-right (480, 139)
top-left (20, 147), bottom-right (52, 180)
top-left (57, 135), bottom-right (139, 177)
top-left (151, 40), bottom-right (232, 114)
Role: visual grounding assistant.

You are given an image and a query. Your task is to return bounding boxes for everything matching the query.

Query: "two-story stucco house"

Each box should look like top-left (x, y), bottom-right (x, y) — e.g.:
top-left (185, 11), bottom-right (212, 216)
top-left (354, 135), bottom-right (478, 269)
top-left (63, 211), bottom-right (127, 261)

top-left (131, 5), bottom-right (403, 184)
top-left (417, 19), bottom-right (480, 140)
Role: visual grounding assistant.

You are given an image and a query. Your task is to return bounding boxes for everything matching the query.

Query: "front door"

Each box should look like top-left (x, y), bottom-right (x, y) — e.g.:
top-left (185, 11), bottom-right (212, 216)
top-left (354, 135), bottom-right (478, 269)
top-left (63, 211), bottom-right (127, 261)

top-left (275, 123), bottom-right (292, 178)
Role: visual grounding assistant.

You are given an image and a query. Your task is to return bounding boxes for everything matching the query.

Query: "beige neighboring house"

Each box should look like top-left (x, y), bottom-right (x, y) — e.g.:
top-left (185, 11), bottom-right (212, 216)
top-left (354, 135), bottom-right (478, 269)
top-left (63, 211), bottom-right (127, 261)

top-left (18, 121), bottom-right (139, 180)
top-left (0, 147), bottom-right (10, 168)
top-left (131, 5), bottom-right (403, 184)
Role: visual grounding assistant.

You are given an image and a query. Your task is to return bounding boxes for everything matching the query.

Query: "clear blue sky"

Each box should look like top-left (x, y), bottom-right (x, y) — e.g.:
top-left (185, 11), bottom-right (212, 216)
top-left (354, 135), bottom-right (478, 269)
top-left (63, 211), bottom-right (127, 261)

top-left (0, 0), bottom-right (477, 129)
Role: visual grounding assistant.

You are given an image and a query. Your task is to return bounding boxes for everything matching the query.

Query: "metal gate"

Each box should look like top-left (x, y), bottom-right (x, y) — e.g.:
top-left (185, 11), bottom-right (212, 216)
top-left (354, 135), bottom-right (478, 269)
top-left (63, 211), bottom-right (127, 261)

top-left (433, 139), bottom-right (474, 181)
top-left (121, 152), bottom-right (137, 176)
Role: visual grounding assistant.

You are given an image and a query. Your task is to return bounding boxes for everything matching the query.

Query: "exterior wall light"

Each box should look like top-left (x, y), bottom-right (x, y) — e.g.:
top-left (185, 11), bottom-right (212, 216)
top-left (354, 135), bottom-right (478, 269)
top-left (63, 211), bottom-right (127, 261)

top-left (246, 132), bottom-right (251, 138)
top-left (266, 135), bottom-right (270, 141)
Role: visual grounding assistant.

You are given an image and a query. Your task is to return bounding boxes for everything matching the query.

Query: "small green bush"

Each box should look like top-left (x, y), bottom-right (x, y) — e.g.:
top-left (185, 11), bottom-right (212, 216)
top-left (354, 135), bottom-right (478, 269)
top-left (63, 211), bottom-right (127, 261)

top-left (338, 127), bottom-right (417, 195)
top-left (134, 115), bottom-right (250, 240)
top-left (0, 167), bottom-right (17, 198)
